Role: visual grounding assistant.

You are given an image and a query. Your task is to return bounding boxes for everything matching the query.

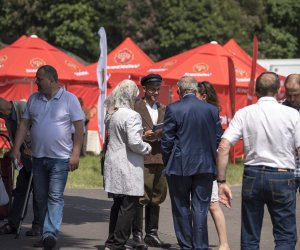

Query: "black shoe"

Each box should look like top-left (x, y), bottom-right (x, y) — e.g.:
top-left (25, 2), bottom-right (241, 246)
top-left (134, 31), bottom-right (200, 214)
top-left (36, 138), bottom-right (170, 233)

top-left (26, 227), bottom-right (41, 237)
top-left (43, 235), bottom-right (56, 250)
top-left (0, 223), bottom-right (16, 235)
top-left (132, 236), bottom-right (148, 249)
top-left (144, 234), bottom-right (170, 249)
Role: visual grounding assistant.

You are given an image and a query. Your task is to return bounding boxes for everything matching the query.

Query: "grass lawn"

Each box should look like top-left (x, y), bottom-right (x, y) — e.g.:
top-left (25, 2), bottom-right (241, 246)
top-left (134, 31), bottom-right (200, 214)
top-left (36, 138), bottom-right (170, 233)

top-left (66, 155), bottom-right (244, 189)
top-left (66, 154), bottom-right (103, 188)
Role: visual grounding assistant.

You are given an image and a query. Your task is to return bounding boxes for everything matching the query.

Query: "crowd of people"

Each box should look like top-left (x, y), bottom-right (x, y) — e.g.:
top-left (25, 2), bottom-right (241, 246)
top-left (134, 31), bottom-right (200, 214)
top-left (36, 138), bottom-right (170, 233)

top-left (0, 64), bottom-right (299, 250)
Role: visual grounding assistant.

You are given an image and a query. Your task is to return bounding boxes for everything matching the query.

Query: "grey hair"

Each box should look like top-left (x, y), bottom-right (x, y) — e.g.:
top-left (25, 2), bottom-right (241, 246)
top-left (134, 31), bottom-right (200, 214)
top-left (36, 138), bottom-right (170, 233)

top-left (104, 79), bottom-right (139, 124)
top-left (177, 75), bottom-right (198, 92)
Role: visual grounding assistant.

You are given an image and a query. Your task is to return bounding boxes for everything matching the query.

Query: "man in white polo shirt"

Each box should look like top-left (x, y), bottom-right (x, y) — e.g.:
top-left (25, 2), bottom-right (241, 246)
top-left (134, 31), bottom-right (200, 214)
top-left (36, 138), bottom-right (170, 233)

top-left (217, 72), bottom-right (300, 250)
top-left (11, 65), bottom-right (84, 250)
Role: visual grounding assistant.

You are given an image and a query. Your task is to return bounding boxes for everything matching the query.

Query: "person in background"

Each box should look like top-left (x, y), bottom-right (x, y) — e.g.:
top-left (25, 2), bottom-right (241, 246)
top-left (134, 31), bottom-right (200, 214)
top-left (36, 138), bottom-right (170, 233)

top-left (162, 76), bottom-right (222, 249)
top-left (132, 74), bottom-right (170, 249)
top-left (103, 79), bottom-right (152, 250)
top-left (11, 65), bottom-right (84, 250)
top-left (282, 74), bottom-right (300, 193)
top-left (217, 72), bottom-right (300, 249)
top-left (0, 98), bottom-right (40, 237)
top-left (196, 81), bottom-right (230, 250)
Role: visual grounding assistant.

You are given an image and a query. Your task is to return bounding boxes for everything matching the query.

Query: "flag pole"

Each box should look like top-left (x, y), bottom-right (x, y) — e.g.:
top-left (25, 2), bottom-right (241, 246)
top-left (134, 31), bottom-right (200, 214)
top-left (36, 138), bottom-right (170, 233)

top-left (97, 27), bottom-right (107, 144)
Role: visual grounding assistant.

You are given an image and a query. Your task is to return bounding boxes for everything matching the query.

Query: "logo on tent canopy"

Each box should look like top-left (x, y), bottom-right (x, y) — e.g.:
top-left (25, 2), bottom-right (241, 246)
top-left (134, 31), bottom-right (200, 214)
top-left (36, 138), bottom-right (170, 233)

top-left (0, 55), bottom-right (8, 64)
top-left (114, 48), bottom-right (134, 64)
top-left (30, 58), bottom-right (46, 68)
top-left (235, 68), bottom-right (250, 82)
top-left (193, 63), bottom-right (209, 73)
top-left (65, 60), bottom-right (81, 72)
top-left (161, 60), bottom-right (177, 69)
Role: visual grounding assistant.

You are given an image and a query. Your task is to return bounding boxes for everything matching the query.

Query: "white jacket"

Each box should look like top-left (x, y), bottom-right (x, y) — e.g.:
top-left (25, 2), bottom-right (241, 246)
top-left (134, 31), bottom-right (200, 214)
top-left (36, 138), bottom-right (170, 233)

top-left (104, 108), bottom-right (151, 196)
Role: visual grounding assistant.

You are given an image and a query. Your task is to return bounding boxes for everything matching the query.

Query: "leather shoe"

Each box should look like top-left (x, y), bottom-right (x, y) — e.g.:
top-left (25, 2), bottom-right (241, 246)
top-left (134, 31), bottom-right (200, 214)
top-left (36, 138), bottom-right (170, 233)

top-left (0, 223), bottom-right (16, 235)
top-left (132, 234), bottom-right (148, 249)
top-left (43, 235), bottom-right (56, 250)
top-left (144, 234), bottom-right (170, 248)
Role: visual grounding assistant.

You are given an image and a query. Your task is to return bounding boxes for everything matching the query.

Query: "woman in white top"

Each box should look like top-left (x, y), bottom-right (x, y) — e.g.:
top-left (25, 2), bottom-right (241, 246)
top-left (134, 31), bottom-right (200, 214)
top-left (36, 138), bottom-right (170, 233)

top-left (103, 79), bottom-right (151, 250)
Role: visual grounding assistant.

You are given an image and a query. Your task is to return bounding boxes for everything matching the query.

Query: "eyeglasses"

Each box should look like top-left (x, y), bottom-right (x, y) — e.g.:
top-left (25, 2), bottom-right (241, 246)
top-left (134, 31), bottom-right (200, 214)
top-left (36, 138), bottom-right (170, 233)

top-left (146, 87), bottom-right (160, 94)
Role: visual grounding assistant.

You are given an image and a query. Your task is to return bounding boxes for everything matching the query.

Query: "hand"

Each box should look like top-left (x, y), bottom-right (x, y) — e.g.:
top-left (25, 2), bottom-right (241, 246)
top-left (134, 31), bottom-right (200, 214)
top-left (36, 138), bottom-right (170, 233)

top-left (218, 183), bottom-right (232, 208)
top-left (68, 154), bottom-right (80, 172)
top-left (144, 130), bottom-right (155, 141)
top-left (10, 148), bottom-right (21, 162)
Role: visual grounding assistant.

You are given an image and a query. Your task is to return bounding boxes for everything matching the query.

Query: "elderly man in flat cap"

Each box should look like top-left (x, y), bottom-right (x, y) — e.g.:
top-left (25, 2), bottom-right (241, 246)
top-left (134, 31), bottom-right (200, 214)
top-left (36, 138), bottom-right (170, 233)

top-left (132, 74), bottom-right (170, 249)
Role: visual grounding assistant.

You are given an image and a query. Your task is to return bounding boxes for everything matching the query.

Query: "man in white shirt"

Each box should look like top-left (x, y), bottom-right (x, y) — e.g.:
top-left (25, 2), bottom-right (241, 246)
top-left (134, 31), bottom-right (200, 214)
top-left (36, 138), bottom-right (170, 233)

top-left (217, 72), bottom-right (300, 250)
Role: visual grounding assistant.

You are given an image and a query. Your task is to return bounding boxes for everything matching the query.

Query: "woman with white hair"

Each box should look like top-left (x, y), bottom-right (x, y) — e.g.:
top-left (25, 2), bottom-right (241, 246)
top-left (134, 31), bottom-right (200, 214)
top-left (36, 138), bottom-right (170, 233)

top-left (103, 79), bottom-right (152, 250)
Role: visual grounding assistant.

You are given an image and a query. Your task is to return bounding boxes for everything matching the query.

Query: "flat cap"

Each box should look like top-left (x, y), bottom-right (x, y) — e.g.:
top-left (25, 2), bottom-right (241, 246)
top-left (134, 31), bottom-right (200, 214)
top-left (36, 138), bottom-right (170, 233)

top-left (141, 74), bottom-right (162, 87)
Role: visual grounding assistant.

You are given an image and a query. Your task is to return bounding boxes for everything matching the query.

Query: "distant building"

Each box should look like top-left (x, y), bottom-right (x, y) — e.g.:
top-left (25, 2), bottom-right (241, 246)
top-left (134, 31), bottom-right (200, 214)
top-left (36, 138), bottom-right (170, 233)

top-left (257, 59), bottom-right (300, 77)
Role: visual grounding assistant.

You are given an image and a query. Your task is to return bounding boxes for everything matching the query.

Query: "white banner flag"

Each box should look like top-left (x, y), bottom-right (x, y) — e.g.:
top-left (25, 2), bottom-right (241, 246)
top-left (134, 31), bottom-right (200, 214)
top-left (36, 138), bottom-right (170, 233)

top-left (97, 27), bottom-right (107, 142)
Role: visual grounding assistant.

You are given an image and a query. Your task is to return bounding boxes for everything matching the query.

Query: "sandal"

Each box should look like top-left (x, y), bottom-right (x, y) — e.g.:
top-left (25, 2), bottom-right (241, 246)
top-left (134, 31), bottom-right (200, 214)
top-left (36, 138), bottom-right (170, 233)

top-left (0, 223), bottom-right (16, 235)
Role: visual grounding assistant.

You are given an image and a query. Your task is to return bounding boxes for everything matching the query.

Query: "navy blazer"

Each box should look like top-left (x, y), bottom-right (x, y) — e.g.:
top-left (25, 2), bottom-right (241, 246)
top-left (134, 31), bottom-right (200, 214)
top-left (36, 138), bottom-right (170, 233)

top-left (161, 94), bottom-right (222, 176)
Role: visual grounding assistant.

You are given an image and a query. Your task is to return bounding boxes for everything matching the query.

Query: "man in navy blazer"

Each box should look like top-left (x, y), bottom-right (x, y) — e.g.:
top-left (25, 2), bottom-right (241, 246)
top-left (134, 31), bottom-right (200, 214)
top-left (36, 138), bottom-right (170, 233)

top-left (161, 76), bottom-right (222, 249)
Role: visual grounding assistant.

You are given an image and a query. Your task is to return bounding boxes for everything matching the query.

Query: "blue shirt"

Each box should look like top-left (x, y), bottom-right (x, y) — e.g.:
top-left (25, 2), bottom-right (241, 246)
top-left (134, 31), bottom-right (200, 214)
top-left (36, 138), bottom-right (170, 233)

top-left (22, 88), bottom-right (83, 158)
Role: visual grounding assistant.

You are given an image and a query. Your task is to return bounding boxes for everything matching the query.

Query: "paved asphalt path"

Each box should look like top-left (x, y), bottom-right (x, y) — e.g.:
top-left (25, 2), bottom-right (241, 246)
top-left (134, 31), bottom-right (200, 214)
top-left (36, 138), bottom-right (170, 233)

top-left (1, 186), bottom-right (300, 249)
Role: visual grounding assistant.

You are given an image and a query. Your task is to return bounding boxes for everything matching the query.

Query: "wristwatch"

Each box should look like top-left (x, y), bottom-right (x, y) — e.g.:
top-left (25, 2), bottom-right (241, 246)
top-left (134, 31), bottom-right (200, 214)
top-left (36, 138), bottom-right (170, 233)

top-left (217, 179), bottom-right (226, 184)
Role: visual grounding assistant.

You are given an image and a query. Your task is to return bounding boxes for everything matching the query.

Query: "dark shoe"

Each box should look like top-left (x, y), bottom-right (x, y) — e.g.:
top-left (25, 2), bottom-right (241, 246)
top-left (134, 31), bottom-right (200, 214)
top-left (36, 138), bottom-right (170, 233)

top-left (144, 233), bottom-right (170, 249)
top-left (0, 223), bottom-right (16, 235)
top-left (33, 239), bottom-right (43, 248)
top-left (26, 227), bottom-right (41, 237)
top-left (132, 234), bottom-right (148, 249)
top-left (43, 235), bottom-right (56, 250)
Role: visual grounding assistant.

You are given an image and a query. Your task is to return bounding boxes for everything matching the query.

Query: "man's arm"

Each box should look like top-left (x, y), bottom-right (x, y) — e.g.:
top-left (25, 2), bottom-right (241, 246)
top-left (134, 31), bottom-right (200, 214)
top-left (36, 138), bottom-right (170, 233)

top-left (11, 119), bottom-right (30, 160)
top-left (69, 120), bottom-right (84, 172)
top-left (217, 138), bottom-right (233, 208)
top-left (161, 106), bottom-right (176, 166)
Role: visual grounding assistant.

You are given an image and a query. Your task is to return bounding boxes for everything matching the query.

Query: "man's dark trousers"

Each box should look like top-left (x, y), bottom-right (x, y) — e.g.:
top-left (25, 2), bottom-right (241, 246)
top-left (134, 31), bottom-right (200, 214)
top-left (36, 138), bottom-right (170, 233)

top-left (167, 173), bottom-right (213, 250)
top-left (8, 167), bottom-right (39, 229)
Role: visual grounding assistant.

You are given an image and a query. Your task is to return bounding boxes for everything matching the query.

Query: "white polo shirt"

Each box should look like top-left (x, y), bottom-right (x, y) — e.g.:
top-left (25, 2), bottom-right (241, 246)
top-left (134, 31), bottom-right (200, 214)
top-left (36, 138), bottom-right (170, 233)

top-left (223, 97), bottom-right (300, 169)
top-left (23, 88), bottom-right (84, 158)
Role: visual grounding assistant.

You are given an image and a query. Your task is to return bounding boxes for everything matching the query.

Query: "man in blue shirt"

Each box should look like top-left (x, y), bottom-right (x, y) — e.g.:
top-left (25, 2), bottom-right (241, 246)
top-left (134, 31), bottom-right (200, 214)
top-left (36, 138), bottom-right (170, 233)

top-left (11, 65), bottom-right (84, 250)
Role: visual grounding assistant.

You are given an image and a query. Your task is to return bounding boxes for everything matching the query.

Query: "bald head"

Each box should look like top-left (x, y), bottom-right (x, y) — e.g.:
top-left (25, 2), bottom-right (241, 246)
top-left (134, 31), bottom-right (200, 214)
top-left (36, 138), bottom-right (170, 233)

top-left (0, 98), bottom-right (12, 119)
top-left (284, 74), bottom-right (300, 109)
top-left (255, 72), bottom-right (280, 98)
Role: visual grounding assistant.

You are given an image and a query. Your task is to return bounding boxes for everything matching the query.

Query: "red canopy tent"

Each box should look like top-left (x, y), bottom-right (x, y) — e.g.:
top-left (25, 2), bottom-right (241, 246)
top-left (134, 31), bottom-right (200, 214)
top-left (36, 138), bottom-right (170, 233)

top-left (223, 38), bottom-right (286, 101)
top-left (223, 39), bottom-right (267, 110)
top-left (132, 41), bottom-right (258, 159)
top-left (86, 37), bottom-right (154, 94)
top-left (0, 35), bottom-right (101, 152)
top-left (132, 42), bottom-right (239, 125)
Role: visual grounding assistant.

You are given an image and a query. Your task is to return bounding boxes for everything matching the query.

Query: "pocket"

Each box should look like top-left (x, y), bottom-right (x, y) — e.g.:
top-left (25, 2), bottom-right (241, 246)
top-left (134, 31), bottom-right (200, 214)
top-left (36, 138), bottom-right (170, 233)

top-left (270, 178), bottom-right (294, 203)
top-left (242, 174), bottom-right (256, 199)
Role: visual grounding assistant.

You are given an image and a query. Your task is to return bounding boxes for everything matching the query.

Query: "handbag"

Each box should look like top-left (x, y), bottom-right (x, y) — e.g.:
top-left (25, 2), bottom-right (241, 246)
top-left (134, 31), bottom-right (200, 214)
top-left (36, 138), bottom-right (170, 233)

top-left (0, 176), bottom-right (9, 206)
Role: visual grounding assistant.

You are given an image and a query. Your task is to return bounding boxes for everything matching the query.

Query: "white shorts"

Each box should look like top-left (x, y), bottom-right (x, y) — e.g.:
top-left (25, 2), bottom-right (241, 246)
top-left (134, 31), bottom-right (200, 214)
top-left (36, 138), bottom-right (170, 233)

top-left (210, 180), bottom-right (219, 202)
